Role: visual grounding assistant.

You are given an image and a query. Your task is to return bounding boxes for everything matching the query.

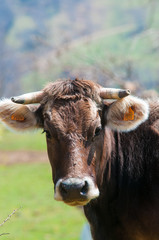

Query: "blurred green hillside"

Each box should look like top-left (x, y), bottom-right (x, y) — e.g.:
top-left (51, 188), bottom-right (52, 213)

top-left (0, 0), bottom-right (159, 97)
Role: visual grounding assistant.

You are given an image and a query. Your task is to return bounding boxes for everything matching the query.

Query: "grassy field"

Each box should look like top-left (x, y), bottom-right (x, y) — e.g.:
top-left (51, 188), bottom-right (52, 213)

top-left (0, 127), bottom-right (86, 240)
top-left (0, 128), bottom-right (46, 151)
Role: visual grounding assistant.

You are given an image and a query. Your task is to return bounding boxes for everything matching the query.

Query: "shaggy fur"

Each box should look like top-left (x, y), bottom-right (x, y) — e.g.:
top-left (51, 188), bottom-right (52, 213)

top-left (42, 78), bottom-right (102, 104)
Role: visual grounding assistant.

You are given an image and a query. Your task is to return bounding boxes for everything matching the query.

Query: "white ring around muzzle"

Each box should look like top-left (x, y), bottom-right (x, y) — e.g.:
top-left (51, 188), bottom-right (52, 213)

top-left (54, 177), bottom-right (99, 203)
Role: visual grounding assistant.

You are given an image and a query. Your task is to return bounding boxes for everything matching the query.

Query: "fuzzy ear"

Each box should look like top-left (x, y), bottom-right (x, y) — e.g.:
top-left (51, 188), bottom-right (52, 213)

top-left (0, 99), bottom-right (41, 131)
top-left (105, 96), bottom-right (149, 132)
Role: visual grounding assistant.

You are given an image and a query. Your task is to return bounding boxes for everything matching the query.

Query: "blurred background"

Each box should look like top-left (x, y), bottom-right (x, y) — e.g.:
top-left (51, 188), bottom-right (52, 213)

top-left (0, 0), bottom-right (159, 98)
top-left (0, 0), bottom-right (159, 239)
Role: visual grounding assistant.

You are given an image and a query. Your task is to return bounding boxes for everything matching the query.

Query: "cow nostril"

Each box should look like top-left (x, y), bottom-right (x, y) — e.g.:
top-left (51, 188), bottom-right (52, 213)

top-left (80, 181), bottom-right (89, 196)
top-left (60, 183), bottom-right (68, 196)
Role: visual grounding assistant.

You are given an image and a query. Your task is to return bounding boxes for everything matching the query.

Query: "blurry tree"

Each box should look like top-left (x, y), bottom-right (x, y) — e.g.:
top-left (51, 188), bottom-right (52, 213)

top-left (0, 0), bottom-right (159, 96)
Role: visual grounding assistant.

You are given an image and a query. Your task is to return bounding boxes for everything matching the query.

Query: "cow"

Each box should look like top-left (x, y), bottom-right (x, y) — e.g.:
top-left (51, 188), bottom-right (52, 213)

top-left (0, 78), bottom-right (159, 240)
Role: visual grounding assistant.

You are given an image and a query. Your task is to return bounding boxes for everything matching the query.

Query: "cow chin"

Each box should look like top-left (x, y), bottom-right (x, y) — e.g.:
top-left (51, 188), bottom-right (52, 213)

top-left (64, 200), bottom-right (90, 207)
top-left (54, 177), bottom-right (100, 206)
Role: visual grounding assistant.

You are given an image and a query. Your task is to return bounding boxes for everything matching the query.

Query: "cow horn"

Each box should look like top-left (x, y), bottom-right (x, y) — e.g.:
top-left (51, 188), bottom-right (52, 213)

top-left (11, 91), bottom-right (44, 104)
top-left (100, 88), bottom-right (130, 99)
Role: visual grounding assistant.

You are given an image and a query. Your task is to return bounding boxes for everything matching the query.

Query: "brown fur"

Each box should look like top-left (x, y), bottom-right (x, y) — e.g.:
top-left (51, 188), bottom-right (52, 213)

top-left (42, 78), bottom-right (101, 103)
top-left (45, 97), bottom-right (101, 183)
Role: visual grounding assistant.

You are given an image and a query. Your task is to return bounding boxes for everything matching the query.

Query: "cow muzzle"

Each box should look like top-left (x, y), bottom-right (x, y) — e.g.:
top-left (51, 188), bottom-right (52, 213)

top-left (54, 177), bottom-right (99, 206)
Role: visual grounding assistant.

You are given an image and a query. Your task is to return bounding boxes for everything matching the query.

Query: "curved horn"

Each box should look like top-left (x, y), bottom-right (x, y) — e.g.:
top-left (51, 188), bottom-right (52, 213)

top-left (100, 88), bottom-right (130, 99)
top-left (11, 91), bottom-right (44, 104)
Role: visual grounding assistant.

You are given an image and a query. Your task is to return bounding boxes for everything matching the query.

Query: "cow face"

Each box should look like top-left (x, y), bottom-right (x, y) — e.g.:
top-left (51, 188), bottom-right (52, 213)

top-left (43, 97), bottom-right (101, 206)
top-left (0, 79), bottom-right (149, 206)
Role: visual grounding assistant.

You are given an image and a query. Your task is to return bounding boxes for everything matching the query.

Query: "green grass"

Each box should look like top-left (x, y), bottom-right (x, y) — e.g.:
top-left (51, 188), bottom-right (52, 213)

top-left (0, 163), bottom-right (85, 240)
top-left (0, 127), bottom-right (86, 239)
top-left (0, 128), bottom-right (46, 151)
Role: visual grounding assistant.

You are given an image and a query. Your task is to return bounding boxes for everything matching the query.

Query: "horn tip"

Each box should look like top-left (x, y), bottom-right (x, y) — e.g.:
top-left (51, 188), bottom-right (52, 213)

top-left (11, 97), bottom-right (24, 104)
top-left (126, 89), bottom-right (131, 95)
top-left (119, 89), bottom-right (131, 98)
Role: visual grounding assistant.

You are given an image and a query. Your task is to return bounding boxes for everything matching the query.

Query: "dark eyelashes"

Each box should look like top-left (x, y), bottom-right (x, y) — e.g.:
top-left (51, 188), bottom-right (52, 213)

top-left (94, 126), bottom-right (102, 137)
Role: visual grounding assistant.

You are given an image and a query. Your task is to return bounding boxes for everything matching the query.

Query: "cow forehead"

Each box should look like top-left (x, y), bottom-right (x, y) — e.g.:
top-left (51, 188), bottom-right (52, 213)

top-left (43, 98), bottom-right (100, 128)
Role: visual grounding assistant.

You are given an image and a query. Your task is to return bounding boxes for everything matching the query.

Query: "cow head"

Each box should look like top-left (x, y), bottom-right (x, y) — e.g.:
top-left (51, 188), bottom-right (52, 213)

top-left (0, 79), bottom-right (149, 206)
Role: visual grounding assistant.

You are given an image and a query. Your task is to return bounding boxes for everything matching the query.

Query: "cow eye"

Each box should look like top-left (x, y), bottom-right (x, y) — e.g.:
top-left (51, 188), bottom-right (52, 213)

top-left (42, 129), bottom-right (51, 139)
top-left (94, 126), bottom-right (102, 137)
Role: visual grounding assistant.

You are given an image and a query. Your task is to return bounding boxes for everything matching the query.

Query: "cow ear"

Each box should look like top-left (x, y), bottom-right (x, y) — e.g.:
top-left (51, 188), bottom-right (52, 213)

top-left (0, 99), bottom-right (43, 131)
top-left (105, 96), bottom-right (149, 132)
